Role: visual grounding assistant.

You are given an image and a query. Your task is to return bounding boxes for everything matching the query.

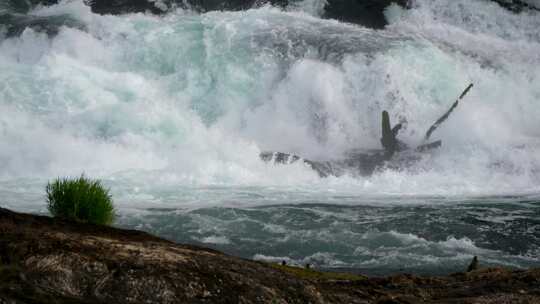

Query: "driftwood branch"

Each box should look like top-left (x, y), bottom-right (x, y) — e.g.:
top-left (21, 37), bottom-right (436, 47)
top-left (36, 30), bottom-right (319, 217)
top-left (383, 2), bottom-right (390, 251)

top-left (424, 83), bottom-right (473, 141)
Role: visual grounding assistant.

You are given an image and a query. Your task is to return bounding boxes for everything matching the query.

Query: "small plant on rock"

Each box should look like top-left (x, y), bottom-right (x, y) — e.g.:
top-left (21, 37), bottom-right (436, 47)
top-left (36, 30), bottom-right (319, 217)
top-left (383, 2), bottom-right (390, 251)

top-left (46, 175), bottom-right (115, 225)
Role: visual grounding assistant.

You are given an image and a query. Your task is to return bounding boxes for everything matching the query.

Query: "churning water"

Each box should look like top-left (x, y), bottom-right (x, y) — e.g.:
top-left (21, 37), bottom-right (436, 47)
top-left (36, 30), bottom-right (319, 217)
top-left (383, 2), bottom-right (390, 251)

top-left (1, 0), bottom-right (539, 275)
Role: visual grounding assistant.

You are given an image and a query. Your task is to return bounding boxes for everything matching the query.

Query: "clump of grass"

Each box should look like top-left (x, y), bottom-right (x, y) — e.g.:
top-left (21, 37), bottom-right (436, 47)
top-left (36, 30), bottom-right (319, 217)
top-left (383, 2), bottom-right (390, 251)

top-left (46, 175), bottom-right (115, 225)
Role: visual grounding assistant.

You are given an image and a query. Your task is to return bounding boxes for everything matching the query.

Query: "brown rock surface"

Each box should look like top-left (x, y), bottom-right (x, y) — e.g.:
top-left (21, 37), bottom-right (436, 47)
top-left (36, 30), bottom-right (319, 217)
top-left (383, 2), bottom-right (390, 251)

top-left (1, 207), bottom-right (539, 304)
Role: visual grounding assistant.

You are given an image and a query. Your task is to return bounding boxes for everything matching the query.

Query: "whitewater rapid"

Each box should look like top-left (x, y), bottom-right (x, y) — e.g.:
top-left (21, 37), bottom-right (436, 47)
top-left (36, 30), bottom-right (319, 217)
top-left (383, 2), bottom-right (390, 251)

top-left (1, 0), bottom-right (540, 201)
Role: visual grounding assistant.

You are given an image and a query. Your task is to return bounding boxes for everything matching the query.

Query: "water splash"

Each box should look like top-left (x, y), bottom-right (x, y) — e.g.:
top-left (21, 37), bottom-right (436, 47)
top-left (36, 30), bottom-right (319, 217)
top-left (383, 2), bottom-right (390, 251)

top-left (0, 0), bottom-right (539, 199)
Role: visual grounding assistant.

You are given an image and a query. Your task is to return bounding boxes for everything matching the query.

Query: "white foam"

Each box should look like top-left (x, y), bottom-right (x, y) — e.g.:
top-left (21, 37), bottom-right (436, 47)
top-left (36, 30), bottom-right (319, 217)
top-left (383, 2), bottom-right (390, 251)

top-left (198, 235), bottom-right (231, 245)
top-left (253, 252), bottom-right (345, 267)
top-left (253, 254), bottom-right (293, 264)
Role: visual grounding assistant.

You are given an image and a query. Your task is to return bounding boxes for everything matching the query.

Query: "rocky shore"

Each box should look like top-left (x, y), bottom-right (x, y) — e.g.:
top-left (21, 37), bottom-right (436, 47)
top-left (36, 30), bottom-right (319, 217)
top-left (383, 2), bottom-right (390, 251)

top-left (1, 207), bottom-right (539, 303)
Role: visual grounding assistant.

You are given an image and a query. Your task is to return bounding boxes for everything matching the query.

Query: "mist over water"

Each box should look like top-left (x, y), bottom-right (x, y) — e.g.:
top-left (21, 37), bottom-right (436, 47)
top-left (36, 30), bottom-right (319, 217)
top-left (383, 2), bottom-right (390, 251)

top-left (1, 0), bottom-right (539, 274)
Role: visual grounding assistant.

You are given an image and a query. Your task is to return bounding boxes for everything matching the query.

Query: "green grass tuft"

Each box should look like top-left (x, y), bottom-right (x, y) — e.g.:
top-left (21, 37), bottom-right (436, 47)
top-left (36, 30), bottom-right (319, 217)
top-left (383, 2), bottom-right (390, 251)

top-left (46, 175), bottom-right (115, 225)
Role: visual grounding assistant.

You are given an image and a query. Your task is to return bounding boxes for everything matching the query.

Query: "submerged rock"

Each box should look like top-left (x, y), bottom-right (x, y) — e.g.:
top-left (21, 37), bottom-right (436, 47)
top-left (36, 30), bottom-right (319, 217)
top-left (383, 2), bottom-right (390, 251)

top-left (489, 0), bottom-right (540, 13)
top-left (89, 0), bottom-right (169, 15)
top-left (83, 0), bottom-right (288, 15)
top-left (323, 0), bottom-right (539, 29)
top-left (1, 0), bottom-right (60, 14)
top-left (184, 0), bottom-right (289, 12)
top-left (87, 0), bottom-right (403, 29)
top-left (0, 13), bottom-right (85, 38)
top-left (322, 0), bottom-right (410, 29)
top-left (1, 207), bottom-right (539, 304)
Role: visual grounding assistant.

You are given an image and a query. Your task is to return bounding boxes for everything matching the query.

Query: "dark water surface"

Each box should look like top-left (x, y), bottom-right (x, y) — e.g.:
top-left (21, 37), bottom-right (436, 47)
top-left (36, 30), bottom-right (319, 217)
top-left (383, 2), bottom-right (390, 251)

top-left (116, 196), bottom-right (540, 276)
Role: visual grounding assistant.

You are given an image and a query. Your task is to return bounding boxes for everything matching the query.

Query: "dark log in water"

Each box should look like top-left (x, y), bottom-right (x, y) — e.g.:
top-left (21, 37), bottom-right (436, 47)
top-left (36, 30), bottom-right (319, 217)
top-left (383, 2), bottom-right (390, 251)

top-left (424, 83), bottom-right (473, 141)
top-left (260, 150), bottom-right (389, 177)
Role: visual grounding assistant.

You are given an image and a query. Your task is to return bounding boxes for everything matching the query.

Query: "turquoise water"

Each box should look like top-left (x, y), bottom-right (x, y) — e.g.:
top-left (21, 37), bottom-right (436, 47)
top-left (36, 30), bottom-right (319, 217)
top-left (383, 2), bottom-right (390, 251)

top-left (1, 0), bottom-right (540, 275)
top-left (115, 195), bottom-right (540, 276)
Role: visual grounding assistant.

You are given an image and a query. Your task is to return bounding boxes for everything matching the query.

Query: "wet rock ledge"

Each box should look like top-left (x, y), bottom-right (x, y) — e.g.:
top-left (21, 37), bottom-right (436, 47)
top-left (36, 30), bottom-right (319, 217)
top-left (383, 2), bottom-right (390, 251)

top-left (1, 207), bottom-right (539, 304)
